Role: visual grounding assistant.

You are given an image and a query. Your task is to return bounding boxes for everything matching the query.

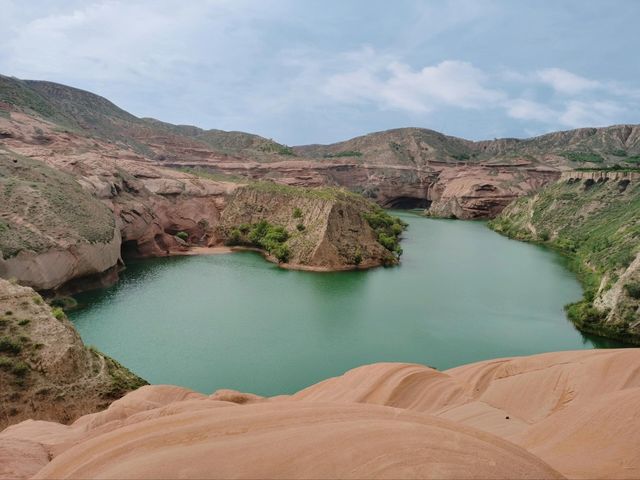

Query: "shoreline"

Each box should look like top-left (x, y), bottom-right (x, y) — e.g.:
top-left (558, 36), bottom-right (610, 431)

top-left (169, 246), bottom-right (235, 256)
top-left (168, 245), bottom-right (383, 272)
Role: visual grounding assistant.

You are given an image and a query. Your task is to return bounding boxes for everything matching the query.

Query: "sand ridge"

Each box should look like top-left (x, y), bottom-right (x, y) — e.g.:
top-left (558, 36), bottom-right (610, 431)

top-left (1, 349), bottom-right (638, 479)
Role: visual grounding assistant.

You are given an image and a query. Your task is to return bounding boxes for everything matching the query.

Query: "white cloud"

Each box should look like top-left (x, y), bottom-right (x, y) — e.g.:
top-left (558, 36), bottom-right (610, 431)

top-left (505, 99), bottom-right (557, 122)
top-left (323, 59), bottom-right (505, 113)
top-left (558, 100), bottom-right (626, 128)
top-left (537, 68), bottom-right (600, 95)
top-left (0, 1), bottom-right (637, 143)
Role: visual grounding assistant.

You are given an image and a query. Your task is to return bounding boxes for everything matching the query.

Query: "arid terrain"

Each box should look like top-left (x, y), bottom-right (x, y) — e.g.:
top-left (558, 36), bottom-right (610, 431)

top-left (1, 348), bottom-right (638, 479)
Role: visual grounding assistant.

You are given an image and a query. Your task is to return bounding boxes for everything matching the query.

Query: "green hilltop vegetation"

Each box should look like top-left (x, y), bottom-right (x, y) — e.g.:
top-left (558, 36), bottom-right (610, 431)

top-left (489, 173), bottom-right (640, 343)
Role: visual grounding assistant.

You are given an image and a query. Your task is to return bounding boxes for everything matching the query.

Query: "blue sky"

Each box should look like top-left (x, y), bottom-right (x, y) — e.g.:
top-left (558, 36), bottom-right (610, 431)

top-left (1, 0), bottom-right (639, 144)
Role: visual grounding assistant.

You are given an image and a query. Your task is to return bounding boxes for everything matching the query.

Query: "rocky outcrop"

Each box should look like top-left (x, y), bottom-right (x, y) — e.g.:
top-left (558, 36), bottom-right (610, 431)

top-left (2, 349), bottom-right (639, 479)
top-left (0, 278), bottom-right (147, 431)
top-left (560, 170), bottom-right (640, 183)
top-left (426, 166), bottom-right (559, 219)
top-left (216, 183), bottom-right (401, 269)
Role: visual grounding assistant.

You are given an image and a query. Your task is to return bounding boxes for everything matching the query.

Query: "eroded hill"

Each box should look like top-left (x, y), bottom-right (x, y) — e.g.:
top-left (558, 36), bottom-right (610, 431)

top-left (3, 74), bottom-right (640, 219)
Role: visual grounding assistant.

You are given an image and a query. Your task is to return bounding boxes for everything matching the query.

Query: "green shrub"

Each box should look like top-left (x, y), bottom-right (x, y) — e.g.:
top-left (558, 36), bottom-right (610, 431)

top-left (11, 361), bottom-right (29, 377)
top-left (226, 228), bottom-right (242, 246)
top-left (565, 301), bottom-right (605, 326)
top-left (377, 232), bottom-right (397, 251)
top-left (296, 223), bottom-right (305, 232)
top-left (17, 319), bottom-right (30, 326)
top-left (229, 220), bottom-right (291, 263)
top-left (363, 208), bottom-right (407, 257)
top-left (353, 248), bottom-right (363, 265)
top-left (0, 356), bottom-right (13, 370)
top-left (175, 231), bottom-right (189, 241)
top-left (624, 282), bottom-right (640, 299)
top-left (0, 337), bottom-right (21, 354)
top-left (270, 244), bottom-right (290, 263)
top-left (51, 307), bottom-right (65, 321)
top-left (248, 220), bottom-right (270, 244)
top-left (611, 149), bottom-right (628, 157)
top-left (292, 207), bottom-right (303, 219)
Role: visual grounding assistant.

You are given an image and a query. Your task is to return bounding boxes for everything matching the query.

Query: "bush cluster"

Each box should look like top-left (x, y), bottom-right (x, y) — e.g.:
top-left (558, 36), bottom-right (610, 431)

top-left (51, 307), bottom-right (65, 321)
top-left (362, 209), bottom-right (407, 257)
top-left (226, 220), bottom-right (291, 263)
top-left (565, 300), bottom-right (606, 326)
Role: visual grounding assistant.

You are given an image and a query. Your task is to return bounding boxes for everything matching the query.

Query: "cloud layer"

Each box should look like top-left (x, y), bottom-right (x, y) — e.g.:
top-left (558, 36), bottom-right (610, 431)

top-left (0, 0), bottom-right (638, 144)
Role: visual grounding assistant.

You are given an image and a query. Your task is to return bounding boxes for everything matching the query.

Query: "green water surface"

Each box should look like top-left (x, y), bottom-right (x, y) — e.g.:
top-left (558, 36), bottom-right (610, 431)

top-left (70, 212), bottom-right (623, 396)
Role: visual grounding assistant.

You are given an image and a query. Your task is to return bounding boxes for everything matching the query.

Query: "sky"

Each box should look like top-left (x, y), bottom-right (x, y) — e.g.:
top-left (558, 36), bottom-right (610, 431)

top-left (1, 0), bottom-right (639, 145)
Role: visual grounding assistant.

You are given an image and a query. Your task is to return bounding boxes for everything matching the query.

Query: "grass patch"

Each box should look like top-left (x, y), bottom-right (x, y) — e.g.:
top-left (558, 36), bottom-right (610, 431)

top-left (560, 151), bottom-right (604, 163)
top-left (244, 181), bottom-right (361, 202)
top-left (0, 337), bottom-right (22, 355)
top-left (323, 150), bottom-right (363, 158)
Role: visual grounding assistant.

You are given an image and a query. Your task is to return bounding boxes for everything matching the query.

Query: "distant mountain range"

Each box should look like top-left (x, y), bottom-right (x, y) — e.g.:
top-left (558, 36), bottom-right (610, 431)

top-left (2, 73), bottom-right (639, 217)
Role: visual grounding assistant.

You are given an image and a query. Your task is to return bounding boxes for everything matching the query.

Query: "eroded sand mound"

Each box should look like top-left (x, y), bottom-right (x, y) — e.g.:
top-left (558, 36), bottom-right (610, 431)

top-left (1, 349), bottom-right (639, 479)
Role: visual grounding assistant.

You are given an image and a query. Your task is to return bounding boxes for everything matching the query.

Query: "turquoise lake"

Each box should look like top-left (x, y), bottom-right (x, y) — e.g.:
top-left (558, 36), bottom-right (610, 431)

top-left (70, 212), bottom-right (624, 396)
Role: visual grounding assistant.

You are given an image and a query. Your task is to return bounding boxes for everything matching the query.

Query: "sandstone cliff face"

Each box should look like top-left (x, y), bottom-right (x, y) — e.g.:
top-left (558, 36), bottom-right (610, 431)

top-left (216, 184), bottom-right (398, 269)
top-left (0, 112), bottom-right (236, 289)
top-left (0, 278), bottom-right (147, 431)
top-left (2, 349), bottom-right (639, 479)
top-left (490, 172), bottom-right (640, 343)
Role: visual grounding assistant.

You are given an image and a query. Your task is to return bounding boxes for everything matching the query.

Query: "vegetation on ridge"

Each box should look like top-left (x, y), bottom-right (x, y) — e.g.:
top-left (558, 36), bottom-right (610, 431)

top-left (362, 207), bottom-right (407, 258)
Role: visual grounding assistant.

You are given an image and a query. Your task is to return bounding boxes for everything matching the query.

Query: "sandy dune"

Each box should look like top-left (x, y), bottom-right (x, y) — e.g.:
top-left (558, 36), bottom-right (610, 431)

top-left (1, 349), bottom-right (639, 479)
